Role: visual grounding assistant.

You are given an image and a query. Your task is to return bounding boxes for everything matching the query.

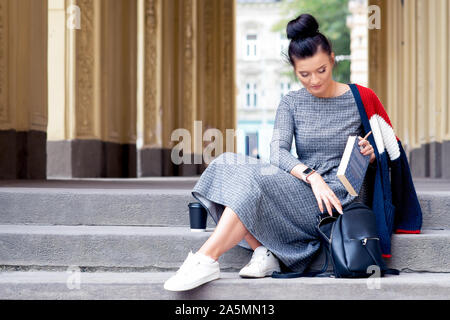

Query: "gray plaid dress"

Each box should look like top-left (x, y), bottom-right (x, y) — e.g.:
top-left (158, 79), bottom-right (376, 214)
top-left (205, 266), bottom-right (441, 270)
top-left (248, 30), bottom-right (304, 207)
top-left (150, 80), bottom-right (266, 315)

top-left (192, 87), bottom-right (375, 273)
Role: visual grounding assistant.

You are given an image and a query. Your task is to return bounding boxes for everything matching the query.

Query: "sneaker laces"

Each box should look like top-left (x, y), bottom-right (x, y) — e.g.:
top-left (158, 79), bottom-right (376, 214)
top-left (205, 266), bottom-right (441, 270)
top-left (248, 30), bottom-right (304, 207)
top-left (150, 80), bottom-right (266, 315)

top-left (245, 250), bottom-right (271, 269)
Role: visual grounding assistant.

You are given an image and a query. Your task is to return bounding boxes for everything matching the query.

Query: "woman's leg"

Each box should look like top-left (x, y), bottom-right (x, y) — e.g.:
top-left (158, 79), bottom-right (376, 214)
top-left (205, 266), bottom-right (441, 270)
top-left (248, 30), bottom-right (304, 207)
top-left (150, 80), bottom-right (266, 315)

top-left (198, 206), bottom-right (262, 260)
top-left (245, 233), bottom-right (263, 251)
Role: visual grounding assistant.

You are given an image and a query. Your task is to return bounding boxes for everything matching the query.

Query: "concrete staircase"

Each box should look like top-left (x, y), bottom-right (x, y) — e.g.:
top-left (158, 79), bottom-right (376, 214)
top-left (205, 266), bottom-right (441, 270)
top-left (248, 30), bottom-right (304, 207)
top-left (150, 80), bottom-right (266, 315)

top-left (0, 177), bottom-right (449, 299)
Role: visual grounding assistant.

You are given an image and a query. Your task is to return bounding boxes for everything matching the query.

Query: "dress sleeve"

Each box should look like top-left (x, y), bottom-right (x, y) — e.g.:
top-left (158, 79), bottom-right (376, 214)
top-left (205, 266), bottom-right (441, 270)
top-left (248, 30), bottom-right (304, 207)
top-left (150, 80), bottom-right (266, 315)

top-left (270, 97), bottom-right (303, 173)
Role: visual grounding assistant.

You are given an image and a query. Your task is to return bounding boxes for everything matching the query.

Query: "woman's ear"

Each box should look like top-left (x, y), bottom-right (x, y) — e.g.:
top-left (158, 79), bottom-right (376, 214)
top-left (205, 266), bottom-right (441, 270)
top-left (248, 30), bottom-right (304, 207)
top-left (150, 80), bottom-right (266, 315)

top-left (330, 52), bottom-right (336, 66)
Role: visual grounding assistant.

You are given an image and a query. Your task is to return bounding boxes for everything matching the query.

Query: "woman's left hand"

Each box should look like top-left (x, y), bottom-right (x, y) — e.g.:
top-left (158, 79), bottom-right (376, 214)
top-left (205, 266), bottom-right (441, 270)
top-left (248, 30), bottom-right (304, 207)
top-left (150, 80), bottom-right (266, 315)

top-left (358, 136), bottom-right (376, 164)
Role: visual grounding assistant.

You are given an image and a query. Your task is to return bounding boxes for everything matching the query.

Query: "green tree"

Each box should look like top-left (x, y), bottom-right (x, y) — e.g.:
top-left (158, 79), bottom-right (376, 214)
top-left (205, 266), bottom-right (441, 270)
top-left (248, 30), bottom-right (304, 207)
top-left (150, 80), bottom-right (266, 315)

top-left (272, 0), bottom-right (351, 84)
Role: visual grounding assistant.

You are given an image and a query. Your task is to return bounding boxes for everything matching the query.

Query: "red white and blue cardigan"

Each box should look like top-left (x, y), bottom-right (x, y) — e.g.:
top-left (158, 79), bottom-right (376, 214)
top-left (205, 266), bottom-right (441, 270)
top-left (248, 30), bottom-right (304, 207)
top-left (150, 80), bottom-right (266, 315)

top-left (349, 83), bottom-right (423, 258)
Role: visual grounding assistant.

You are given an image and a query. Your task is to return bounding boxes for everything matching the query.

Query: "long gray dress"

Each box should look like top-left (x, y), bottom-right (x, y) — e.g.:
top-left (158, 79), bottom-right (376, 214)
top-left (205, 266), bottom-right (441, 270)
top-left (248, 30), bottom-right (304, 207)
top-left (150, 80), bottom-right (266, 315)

top-left (191, 87), bottom-right (376, 273)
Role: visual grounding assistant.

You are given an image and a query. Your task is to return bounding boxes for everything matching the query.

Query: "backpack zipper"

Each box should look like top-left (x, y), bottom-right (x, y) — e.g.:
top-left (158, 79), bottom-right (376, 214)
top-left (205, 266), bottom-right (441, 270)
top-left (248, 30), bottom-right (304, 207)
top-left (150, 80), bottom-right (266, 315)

top-left (361, 237), bottom-right (380, 245)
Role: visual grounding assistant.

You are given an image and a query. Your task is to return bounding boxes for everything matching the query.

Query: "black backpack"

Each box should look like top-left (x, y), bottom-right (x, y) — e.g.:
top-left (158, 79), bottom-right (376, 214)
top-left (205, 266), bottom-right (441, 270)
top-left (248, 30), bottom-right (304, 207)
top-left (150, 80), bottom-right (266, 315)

top-left (272, 201), bottom-right (399, 278)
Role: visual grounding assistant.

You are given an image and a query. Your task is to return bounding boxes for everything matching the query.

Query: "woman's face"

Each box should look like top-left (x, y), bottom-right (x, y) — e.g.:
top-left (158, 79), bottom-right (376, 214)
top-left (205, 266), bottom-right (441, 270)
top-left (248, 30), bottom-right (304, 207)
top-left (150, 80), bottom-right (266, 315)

top-left (293, 49), bottom-right (335, 95)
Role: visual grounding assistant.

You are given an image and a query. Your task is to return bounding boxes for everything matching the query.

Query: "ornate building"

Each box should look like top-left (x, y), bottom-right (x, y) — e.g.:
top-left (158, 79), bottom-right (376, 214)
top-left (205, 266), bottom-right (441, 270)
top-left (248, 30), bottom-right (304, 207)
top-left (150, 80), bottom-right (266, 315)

top-left (347, 0), bottom-right (369, 86)
top-left (368, 0), bottom-right (450, 178)
top-left (236, 0), bottom-right (299, 161)
top-left (0, 0), bottom-right (449, 179)
top-left (0, 0), bottom-right (236, 179)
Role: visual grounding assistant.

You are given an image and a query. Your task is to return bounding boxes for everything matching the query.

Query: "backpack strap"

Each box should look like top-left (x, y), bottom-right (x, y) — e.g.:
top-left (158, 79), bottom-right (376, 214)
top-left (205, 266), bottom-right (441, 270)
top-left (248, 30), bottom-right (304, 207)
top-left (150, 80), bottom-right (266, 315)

top-left (382, 268), bottom-right (400, 276)
top-left (271, 249), bottom-right (331, 278)
top-left (362, 242), bottom-right (400, 276)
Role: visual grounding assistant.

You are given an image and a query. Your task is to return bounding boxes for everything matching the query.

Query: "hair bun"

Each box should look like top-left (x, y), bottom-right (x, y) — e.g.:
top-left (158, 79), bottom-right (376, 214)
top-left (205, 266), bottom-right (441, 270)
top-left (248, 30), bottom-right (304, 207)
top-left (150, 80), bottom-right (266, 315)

top-left (286, 13), bottom-right (319, 41)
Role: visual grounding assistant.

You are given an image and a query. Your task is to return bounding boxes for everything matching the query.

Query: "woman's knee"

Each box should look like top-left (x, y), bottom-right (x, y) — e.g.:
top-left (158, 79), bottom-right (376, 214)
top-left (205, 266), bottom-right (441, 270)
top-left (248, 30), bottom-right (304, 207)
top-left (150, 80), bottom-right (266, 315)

top-left (211, 152), bottom-right (235, 166)
top-left (221, 206), bottom-right (249, 230)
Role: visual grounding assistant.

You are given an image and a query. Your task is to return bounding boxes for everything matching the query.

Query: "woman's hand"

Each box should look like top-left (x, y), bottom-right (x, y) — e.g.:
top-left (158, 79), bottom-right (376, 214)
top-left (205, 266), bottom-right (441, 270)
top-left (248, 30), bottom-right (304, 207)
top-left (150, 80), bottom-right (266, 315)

top-left (307, 173), bottom-right (344, 216)
top-left (358, 134), bottom-right (376, 164)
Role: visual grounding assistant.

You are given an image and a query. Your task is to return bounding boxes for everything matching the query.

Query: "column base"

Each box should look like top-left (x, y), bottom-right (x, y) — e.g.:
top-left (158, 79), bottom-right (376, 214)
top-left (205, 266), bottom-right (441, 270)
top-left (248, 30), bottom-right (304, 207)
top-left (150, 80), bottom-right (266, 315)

top-left (47, 139), bottom-right (136, 178)
top-left (137, 148), bottom-right (206, 177)
top-left (0, 130), bottom-right (46, 179)
top-left (409, 140), bottom-right (450, 179)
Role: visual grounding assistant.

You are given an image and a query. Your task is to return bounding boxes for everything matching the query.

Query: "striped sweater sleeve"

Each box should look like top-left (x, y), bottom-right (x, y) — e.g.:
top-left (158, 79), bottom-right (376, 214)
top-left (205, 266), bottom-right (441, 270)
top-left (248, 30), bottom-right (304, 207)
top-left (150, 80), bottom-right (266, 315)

top-left (270, 97), bottom-right (302, 173)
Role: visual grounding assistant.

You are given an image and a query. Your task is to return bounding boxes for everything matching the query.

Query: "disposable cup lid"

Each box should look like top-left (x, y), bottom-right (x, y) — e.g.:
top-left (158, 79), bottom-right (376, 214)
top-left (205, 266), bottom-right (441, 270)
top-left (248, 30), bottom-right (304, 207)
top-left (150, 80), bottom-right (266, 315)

top-left (188, 202), bottom-right (203, 208)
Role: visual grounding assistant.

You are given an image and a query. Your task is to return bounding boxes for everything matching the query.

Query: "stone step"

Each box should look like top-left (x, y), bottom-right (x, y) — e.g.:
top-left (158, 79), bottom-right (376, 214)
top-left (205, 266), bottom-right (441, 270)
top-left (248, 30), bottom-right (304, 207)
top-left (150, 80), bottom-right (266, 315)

top-left (0, 271), bottom-right (449, 299)
top-left (0, 178), bottom-right (449, 229)
top-left (0, 178), bottom-right (211, 228)
top-left (0, 225), bottom-right (448, 273)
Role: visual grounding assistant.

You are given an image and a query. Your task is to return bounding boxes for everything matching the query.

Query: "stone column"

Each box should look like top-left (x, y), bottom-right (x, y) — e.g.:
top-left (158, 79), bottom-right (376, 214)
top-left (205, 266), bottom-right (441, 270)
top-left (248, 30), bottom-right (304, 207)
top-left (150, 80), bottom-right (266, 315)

top-left (368, 0), bottom-right (450, 179)
top-left (368, 0), bottom-right (388, 104)
top-left (0, 0), bottom-right (48, 179)
top-left (137, 0), bottom-right (236, 176)
top-left (100, 0), bottom-right (137, 178)
top-left (136, 0), bottom-right (164, 177)
top-left (47, 0), bottom-right (137, 178)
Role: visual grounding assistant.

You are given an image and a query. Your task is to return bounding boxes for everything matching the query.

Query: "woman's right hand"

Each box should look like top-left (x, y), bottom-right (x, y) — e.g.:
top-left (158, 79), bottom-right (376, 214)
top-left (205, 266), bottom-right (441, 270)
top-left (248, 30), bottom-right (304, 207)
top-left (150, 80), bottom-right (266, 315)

top-left (307, 173), bottom-right (344, 216)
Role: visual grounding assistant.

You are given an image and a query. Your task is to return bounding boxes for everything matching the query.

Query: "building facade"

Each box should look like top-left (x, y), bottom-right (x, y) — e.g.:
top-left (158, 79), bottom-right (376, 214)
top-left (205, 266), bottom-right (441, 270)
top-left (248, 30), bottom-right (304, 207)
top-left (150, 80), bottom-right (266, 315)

top-left (347, 0), bottom-right (369, 86)
top-left (369, 0), bottom-right (450, 178)
top-left (236, 0), bottom-right (299, 161)
top-left (0, 0), bottom-right (236, 178)
top-left (0, 0), bottom-right (448, 179)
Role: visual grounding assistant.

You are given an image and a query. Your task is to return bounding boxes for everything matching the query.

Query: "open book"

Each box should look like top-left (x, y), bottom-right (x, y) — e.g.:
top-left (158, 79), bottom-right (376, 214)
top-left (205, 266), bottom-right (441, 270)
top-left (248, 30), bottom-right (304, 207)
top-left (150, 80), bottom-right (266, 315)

top-left (336, 135), bottom-right (371, 196)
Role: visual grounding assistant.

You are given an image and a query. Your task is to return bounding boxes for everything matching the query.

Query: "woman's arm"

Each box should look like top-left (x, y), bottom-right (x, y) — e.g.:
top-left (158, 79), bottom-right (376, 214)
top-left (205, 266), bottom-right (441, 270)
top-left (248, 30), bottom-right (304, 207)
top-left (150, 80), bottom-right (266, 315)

top-left (269, 97), bottom-right (312, 181)
top-left (270, 96), bottom-right (342, 214)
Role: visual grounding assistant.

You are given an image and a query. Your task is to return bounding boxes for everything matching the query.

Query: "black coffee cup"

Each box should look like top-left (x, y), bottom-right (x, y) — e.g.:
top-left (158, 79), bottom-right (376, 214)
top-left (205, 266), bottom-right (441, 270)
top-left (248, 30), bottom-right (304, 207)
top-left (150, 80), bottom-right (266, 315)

top-left (188, 202), bottom-right (207, 232)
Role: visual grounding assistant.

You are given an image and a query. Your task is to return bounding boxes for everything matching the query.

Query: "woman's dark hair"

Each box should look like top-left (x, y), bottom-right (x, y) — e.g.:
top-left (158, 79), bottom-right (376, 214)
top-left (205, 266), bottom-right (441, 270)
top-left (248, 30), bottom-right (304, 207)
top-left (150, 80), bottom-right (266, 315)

top-left (285, 13), bottom-right (333, 68)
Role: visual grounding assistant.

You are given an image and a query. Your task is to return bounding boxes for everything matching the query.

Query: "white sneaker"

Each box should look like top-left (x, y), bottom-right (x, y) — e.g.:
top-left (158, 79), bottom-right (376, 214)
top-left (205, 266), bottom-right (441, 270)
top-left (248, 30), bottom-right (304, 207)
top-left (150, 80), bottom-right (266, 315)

top-left (164, 251), bottom-right (220, 291)
top-left (239, 246), bottom-right (280, 278)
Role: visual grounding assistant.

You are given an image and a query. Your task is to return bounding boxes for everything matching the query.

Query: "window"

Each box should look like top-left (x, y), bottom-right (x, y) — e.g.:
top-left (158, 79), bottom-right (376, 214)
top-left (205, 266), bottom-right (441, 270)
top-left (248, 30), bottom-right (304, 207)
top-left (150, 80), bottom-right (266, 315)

top-left (245, 132), bottom-right (259, 159)
top-left (245, 82), bottom-right (258, 107)
top-left (245, 34), bottom-right (258, 59)
top-left (280, 81), bottom-right (291, 99)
